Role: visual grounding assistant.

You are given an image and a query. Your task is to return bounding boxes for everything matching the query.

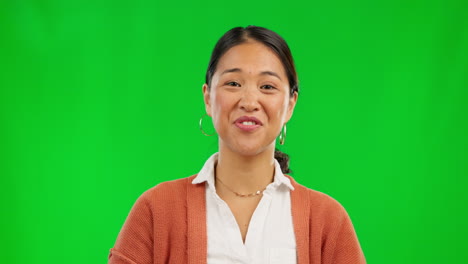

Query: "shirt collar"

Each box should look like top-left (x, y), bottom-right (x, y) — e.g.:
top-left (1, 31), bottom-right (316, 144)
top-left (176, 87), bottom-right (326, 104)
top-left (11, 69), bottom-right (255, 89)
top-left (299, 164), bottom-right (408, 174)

top-left (192, 152), bottom-right (295, 191)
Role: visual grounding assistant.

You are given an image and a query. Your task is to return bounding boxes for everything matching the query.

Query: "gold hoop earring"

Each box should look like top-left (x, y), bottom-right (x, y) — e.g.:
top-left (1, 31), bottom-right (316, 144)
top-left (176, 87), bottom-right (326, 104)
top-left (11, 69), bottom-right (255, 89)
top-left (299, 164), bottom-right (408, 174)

top-left (199, 114), bottom-right (215, 136)
top-left (279, 124), bottom-right (287, 145)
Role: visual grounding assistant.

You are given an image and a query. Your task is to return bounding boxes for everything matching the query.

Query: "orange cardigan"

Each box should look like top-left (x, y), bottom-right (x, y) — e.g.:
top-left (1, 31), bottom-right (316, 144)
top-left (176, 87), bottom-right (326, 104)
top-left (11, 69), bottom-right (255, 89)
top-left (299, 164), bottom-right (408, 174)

top-left (109, 175), bottom-right (366, 264)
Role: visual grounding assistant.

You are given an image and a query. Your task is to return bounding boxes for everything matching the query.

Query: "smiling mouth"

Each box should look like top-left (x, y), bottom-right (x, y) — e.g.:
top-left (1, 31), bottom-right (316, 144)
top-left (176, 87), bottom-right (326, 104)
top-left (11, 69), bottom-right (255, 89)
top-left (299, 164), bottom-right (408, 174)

top-left (241, 121), bottom-right (257, 125)
top-left (234, 116), bottom-right (262, 132)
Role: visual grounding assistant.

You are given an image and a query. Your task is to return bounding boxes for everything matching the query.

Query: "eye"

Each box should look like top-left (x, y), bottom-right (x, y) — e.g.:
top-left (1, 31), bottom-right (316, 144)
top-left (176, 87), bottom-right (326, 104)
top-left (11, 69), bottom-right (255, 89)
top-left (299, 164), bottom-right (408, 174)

top-left (260, 84), bottom-right (276, 90)
top-left (226, 81), bottom-right (241, 87)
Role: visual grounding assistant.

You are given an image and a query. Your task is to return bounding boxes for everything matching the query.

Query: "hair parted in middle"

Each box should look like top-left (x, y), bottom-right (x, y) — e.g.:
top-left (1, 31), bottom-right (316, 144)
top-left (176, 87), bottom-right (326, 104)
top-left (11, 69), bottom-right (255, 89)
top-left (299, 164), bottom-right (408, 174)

top-left (205, 25), bottom-right (299, 97)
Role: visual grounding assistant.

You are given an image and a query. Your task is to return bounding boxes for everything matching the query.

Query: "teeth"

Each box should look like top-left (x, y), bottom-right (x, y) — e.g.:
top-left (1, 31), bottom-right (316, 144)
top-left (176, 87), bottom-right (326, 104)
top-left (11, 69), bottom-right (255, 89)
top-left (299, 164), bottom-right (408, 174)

top-left (242, 121), bottom-right (256, 125)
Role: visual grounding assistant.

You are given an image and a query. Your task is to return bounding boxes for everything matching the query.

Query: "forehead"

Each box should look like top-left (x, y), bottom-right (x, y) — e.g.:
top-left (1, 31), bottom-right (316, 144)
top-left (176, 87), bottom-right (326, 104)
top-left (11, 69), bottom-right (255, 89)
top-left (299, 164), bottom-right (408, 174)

top-left (215, 41), bottom-right (287, 77)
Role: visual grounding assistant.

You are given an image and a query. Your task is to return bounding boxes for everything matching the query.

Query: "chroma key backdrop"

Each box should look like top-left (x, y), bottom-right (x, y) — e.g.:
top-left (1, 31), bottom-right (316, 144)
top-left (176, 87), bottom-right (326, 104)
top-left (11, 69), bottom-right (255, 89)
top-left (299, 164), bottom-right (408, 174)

top-left (1, 0), bottom-right (467, 263)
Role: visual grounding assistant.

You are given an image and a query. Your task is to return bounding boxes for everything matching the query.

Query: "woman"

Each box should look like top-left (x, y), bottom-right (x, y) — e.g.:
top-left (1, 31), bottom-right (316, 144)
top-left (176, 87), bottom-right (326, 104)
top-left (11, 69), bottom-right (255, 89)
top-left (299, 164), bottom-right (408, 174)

top-left (109, 26), bottom-right (365, 264)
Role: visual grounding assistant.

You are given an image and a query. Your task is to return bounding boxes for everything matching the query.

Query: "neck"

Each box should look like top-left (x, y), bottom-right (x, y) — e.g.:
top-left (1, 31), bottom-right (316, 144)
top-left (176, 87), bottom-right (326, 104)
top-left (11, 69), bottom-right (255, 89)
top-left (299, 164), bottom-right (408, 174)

top-left (215, 143), bottom-right (275, 194)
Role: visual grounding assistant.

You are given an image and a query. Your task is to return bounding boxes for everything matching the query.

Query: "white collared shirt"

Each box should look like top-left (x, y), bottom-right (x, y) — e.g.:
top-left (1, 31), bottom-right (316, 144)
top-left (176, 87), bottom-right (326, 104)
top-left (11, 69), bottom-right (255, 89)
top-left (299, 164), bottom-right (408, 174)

top-left (192, 153), bottom-right (297, 264)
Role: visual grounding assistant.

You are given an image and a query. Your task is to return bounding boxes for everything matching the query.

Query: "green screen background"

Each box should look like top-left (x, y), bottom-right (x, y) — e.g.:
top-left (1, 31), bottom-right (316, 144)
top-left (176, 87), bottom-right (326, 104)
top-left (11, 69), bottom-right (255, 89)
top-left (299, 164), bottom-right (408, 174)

top-left (1, 0), bottom-right (467, 263)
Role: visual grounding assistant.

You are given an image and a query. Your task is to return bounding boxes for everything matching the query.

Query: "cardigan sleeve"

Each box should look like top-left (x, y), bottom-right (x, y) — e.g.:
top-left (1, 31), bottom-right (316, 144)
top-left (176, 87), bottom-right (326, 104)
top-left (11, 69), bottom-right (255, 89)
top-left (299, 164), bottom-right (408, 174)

top-left (320, 199), bottom-right (366, 264)
top-left (108, 191), bottom-right (154, 264)
top-left (330, 209), bottom-right (366, 263)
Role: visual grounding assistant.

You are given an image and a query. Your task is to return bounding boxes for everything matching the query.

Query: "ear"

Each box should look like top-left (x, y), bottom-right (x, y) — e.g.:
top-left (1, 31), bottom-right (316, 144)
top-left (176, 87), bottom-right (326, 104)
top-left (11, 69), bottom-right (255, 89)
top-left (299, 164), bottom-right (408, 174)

top-left (285, 91), bottom-right (298, 123)
top-left (202, 83), bottom-right (212, 116)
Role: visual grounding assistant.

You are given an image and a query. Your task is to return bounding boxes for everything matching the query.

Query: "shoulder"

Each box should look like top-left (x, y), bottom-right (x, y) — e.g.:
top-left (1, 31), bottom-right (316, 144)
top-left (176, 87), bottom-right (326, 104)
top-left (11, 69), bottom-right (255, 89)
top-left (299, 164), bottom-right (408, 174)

top-left (287, 175), bottom-right (348, 220)
top-left (134, 175), bottom-right (203, 210)
top-left (286, 176), bottom-right (366, 262)
top-left (145, 175), bottom-right (196, 194)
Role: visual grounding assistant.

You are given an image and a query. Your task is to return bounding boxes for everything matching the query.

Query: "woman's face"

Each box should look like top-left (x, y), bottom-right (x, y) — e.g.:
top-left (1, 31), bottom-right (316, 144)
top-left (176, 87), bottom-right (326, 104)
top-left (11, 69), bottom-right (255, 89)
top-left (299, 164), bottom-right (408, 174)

top-left (203, 41), bottom-right (298, 157)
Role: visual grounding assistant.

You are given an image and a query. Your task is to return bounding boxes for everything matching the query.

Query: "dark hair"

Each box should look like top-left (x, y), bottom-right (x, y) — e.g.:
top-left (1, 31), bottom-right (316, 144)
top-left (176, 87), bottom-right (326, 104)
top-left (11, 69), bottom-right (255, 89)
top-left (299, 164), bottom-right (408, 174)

top-left (206, 25), bottom-right (299, 96)
top-left (205, 25), bottom-right (299, 174)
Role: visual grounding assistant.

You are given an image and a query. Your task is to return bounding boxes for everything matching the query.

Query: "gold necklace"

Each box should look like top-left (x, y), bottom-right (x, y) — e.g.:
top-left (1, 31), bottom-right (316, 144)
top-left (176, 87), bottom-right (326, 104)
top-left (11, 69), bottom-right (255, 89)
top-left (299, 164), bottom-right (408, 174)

top-left (216, 176), bottom-right (267, 198)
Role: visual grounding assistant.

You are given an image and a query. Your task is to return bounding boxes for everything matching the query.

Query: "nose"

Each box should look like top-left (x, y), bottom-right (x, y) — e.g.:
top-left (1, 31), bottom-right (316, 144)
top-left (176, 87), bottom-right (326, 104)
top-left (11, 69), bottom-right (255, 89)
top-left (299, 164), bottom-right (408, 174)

top-left (238, 86), bottom-right (260, 112)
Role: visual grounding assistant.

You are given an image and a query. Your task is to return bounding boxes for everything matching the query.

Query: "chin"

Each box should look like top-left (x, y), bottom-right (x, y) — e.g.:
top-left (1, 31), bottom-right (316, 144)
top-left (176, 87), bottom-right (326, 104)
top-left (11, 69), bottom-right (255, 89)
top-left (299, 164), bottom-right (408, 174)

top-left (230, 141), bottom-right (274, 157)
top-left (219, 132), bottom-right (275, 157)
top-left (234, 148), bottom-right (263, 157)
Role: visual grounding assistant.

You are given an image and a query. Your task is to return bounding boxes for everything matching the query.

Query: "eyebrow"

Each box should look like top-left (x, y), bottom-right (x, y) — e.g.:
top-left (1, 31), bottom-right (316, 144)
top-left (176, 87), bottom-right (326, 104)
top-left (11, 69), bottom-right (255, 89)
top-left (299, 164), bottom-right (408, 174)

top-left (260, 70), bottom-right (282, 81)
top-left (221, 68), bottom-right (242, 75)
top-left (220, 68), bottom-right (282, 80)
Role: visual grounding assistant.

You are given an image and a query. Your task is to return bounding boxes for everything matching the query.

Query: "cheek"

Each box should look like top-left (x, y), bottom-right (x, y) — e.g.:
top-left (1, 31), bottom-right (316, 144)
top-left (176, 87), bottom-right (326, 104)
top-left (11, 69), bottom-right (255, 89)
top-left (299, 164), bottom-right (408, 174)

top-left (266, 97), bottom-right (289, 121)
top-left (211, 92), bottom-right (235, 126)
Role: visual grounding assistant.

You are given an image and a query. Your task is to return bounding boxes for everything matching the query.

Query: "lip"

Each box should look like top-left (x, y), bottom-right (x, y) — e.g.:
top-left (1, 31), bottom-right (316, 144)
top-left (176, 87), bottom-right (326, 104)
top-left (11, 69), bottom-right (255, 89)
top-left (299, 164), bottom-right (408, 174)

top-left (234, 116), bottom-right (263, 132)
